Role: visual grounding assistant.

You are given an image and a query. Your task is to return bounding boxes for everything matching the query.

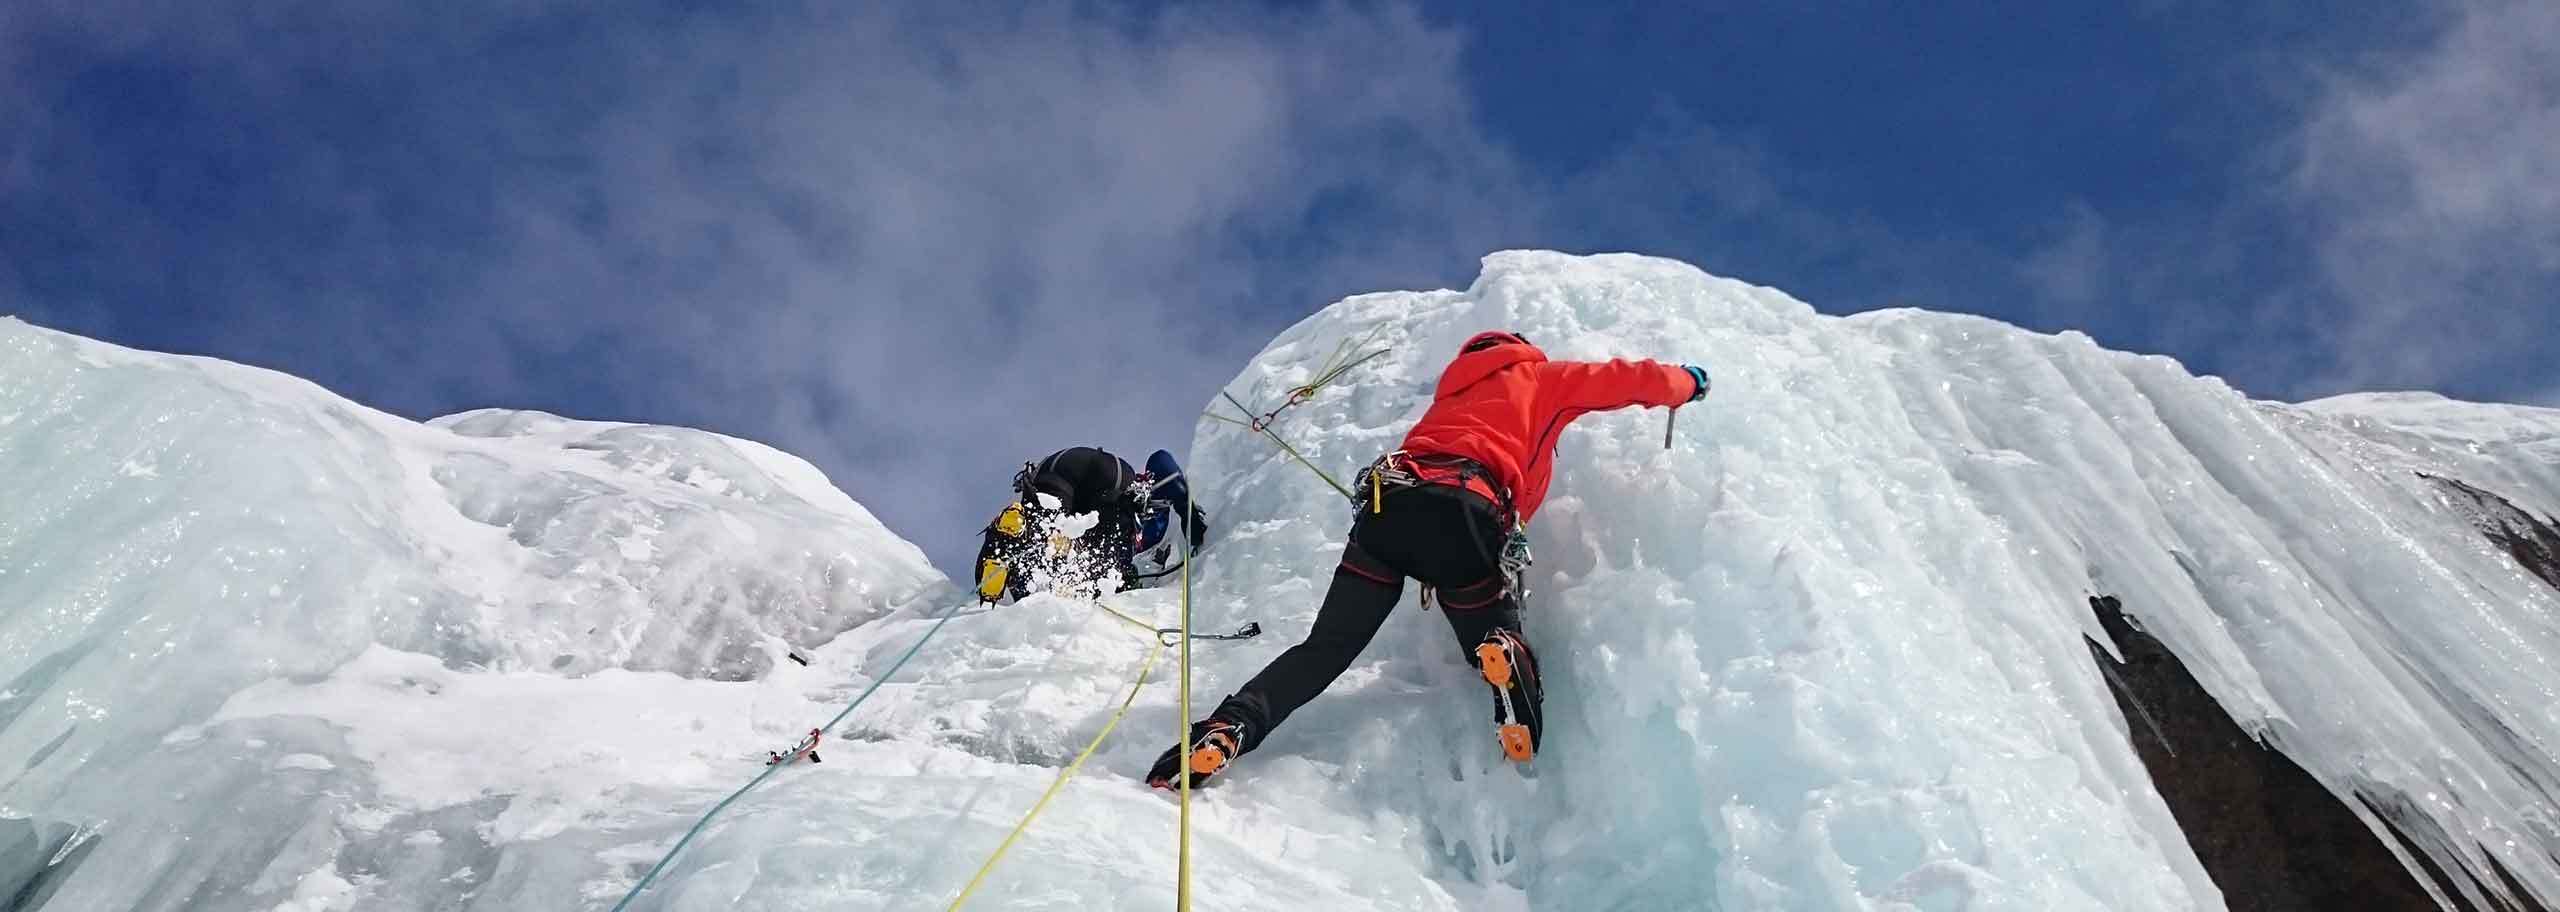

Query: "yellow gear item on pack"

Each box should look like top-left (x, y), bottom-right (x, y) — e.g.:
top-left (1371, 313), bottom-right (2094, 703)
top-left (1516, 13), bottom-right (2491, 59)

top-left (976, 558), bottom-right (1011, 602)
top-left (976, 501), bottom-right (1035, 604)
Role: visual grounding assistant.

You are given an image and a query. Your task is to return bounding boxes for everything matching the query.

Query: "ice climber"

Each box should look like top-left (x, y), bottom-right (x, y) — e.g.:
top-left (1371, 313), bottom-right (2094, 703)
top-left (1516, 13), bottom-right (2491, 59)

top-left (977, 446), bottom-right (1210, 603)
top-left (1150, 331), bottom-right (1709, 788)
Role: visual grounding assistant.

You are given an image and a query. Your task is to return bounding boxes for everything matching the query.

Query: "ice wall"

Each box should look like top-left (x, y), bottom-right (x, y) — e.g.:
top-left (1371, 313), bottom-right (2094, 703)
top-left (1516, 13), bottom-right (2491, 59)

top-left (7, 249), bottom-right (2559, 911)
top-left (1178, 252), bottom-right (2560, 910)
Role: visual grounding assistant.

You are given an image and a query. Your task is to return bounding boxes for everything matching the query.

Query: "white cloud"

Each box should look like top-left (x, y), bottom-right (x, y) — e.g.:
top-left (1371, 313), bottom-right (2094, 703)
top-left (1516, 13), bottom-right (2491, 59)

top-left (514, 6), bottom-right (1536, 570)
top-left (2017, 202), bottom-right (2112, 315)
top-left (2286, 0), bottom-right (2560, 394)
top-left (1, 2), bottom-right (1544, 572)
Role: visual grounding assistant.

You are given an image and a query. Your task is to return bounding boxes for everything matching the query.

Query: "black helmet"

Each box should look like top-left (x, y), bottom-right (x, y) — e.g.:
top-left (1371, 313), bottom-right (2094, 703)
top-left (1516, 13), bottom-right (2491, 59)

top-left (1461, 331), bottom-right (1531, 353)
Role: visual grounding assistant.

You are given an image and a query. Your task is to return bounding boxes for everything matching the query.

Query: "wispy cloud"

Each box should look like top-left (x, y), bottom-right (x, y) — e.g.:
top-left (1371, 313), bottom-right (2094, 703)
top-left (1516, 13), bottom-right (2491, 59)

top-left (13, 0), bottom-right (2552, 575)
top-left (3, 2), bottom-right (1541, 572)
top-left (2284, 0), bottom-right (2560, 397)
top-left (2016, 202), bottom-right (2112, 317)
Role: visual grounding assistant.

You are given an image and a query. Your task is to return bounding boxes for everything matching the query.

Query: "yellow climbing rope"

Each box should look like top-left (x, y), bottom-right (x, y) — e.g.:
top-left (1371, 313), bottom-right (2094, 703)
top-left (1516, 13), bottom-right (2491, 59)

top-left (1090, 598), bottom-right (1156, 634)
top-left (1177, 482), bottom-right (1197, 911)
top-left (947, 628), bottom-right (1164, 909)
top-left (951, 436), bottom-right (1233, 908)
top-left (1175, 331), bottom-right (1390, 905)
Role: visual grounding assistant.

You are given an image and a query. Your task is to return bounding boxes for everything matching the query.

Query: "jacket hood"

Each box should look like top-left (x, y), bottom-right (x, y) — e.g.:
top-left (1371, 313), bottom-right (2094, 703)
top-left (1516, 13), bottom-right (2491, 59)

top-left (1434, 332), bottom-right (1547, 399)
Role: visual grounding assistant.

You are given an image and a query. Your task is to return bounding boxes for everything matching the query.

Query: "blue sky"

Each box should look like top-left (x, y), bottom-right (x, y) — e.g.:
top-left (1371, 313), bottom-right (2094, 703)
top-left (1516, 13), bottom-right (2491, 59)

top-left (6, 1), bottom-right (2556, 574)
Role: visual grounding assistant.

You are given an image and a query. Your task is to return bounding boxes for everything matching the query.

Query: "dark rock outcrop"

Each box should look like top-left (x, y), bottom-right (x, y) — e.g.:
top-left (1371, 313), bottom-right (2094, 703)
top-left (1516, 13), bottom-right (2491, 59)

top-left (2419, 473), bottom-right (2560, 594)
top-left (2085, 595), bottom-right (2547, 912)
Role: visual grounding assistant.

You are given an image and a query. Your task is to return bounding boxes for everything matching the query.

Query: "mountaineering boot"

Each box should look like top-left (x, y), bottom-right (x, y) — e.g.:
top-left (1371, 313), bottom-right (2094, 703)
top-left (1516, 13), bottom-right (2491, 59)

top-left (1473, 628), bottom-right (1544, 762)
top-left (1148, 717), bottom-right (1250, 790)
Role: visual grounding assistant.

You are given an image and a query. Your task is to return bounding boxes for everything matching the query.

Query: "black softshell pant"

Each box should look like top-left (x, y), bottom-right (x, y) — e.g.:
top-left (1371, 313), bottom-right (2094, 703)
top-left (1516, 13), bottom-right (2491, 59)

top-left (1214, 482), bottom-right (1522, 751)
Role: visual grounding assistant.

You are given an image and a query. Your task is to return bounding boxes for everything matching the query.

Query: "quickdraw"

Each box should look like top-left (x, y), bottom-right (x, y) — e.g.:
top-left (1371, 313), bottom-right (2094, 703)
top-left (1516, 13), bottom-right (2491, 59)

top-left (1203, 325), bottom-right (1392, 481)
top-left (1156, 621), bottom-right (1262, 648)
top-left (1245, 386), bottom-right (1318, 433)
top-left (1239, 327), bottom-right (1392, 432)
top-left (767, 728), bottom-right (823, 766)
top-left (1497, 525), bottom-right (1535, 603)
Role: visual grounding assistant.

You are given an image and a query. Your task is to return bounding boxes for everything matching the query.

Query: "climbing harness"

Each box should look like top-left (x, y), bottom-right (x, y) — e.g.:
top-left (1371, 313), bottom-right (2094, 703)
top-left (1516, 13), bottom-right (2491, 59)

top-left (1351, 451), bottom-right (1516, 523)
top-left (1352, 451), bottom-right (1421, 514)
top-left (1352, 450), bottom-right (1535, 603)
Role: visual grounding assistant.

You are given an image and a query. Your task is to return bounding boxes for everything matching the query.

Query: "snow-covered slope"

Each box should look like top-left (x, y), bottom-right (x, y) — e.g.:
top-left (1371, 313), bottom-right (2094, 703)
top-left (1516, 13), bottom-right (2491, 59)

top-left (6, 251), bottom-right (2560, 911)
top-left (2305, 391), bottom-right (2560, 524)
top-left (0, 318), bottom-right (949, 909)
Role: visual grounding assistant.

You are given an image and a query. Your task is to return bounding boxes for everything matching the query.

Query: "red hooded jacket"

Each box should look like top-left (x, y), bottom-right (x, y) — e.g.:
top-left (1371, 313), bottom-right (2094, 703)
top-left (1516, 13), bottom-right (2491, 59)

top-left (1398, 332), bottom-right (1696, 523)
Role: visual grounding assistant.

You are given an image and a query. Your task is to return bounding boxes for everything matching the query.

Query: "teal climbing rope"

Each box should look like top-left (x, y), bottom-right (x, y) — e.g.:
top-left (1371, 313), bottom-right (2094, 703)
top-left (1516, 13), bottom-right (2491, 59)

top-left (609, 603), bottom-right (964, 911)
top-left (1202, 326), bottom-right (1389, 501)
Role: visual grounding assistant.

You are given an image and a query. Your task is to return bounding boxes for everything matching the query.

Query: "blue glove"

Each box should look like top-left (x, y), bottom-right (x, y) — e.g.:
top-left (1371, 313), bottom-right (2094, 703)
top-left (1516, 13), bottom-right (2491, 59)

top-left (1682, 364), bottom-right (1711, 402)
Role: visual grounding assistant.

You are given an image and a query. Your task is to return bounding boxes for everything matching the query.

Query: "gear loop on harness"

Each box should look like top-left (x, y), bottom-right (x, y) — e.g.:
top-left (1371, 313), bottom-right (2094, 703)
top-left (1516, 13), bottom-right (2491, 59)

top-left (1350, 451), bottom-right (1513, 522)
